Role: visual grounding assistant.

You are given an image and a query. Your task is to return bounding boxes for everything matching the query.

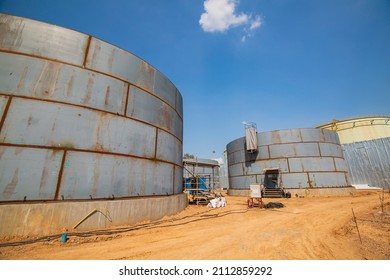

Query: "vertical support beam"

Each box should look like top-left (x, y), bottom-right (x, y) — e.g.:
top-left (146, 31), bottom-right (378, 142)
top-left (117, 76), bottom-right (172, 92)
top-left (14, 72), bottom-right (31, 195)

top-left (124, 83), bottom-right (130, 117)
top-left (172, 165), bottom-right (176, 195)
top-left (153, 128), bottom-right (159, 160)
top-left (82, 35), bottom-right (92, 68)
top-left (0, 96), bottom-right (12, 133)
top-left (54, 150), bottom-right (67, 200)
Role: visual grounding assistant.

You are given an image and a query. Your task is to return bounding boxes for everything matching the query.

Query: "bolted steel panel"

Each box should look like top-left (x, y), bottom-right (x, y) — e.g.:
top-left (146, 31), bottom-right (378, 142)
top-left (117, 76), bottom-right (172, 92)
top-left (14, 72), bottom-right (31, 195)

top-left (308, 172), bottom-right (348, 187)
top-left (226, 137), bottom-right (245, 153)
top-left (288, 157), bottom-right (336, 173)
top-left (227, 152), bottom-right (235, 166)
top-left (156, 129), bottom-right (182, 166)
top-left (59, 151), bottom-right (174, 199)
top-left (319, 143), bottom-right (343, 157)
top-left (232, 146), bottom-right (270, 164)
top-left (269, 143), bottom-right (320, 158)
top-left (258, 129), bottom-right (302, 145)
top-left (154, 70), bottom-right (176, 109)
top-left (233, 150), bottom-right (246, 165)
top-left (249, 145), bottom-right (270, 161)
top-left (136, 60), bottom-right (156, 93)
top-left (0, 52), bottom-right (128, 114)
top-left (299, 128), bottom-right (325, 142)
top-left (244, 159), bottom-right (289, 175)
top-left (322, 129), bottom-right (340, 144)
top-left (175, 88), bottom-right (183, 119)
top-left (229, 175), bottom-right (257, 190)
top-left (0, 146), bottom-right (63, 201)
top-left (334, 157), bottom-right (349, 172)
top-left (0, 14), bottom-right (88, 66)
top-left (126, 85), bottom-right (182, 139)
top-left (229, 163), bottom-right (244, 177)
top-left (0, 98), bottom-right (157, 158)
top-left (174, 166), bottom-right (183, 194)
top-left (280, 173), bottom-right (309, 188)
top-left (85, 38), bottom-right (140, 85)
top-left (280, 173), bottom-right (310, 188)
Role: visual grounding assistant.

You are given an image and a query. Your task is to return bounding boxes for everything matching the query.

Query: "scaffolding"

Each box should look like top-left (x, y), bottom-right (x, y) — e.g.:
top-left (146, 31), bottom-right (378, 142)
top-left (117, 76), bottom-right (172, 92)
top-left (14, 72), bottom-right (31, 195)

top-left (183, 158), bottom-right (220, 205)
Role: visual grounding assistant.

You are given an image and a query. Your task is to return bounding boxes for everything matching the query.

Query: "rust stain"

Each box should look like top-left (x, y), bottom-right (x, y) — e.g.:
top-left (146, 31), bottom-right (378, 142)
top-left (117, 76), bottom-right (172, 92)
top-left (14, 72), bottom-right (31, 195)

top-left (16, 66), bottom-right (28, 90)
top-left (94, 113), bottom-right (105, 151)
top-left (65, 74), bottom-right (75, 98)
top-left (0, 16), bottom-right (25, 49)
top-left (3, 168), bottom-right (19, 199)
top-left (159, 103), bottom-right (172, 132)
top-left (271, 131), bottom-right (281, 144)
top-left (137, 61), bottom-right (155, 92)
top-left (292, 144), bottom-right (297, 156)
top-left (88, 38), bottom-right (101, 69)
top-left (39, 163), bottom-right (50, 196)
top-left (127, 87), bottom-right (136, 117)
top-left (104, 85), bottom-right (111, 106)
top-left (31, 61), bottom-right (61, 98)
top-left (108, 47), bottom-right (115, 73)
top-left (82, 76), bottom-right (94, 104)
top-left (91, 155), bottom-right (101, 197)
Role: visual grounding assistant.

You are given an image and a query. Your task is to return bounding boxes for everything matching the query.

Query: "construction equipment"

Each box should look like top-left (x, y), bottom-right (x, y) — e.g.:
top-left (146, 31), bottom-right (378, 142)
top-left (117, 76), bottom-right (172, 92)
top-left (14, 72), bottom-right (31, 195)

top-left (184, 175), bottom-right (215, 205)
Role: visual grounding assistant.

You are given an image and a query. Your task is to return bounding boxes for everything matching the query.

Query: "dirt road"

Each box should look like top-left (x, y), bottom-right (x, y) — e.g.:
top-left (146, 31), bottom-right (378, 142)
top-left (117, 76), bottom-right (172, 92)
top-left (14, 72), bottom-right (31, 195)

top-left (0, 190), bottom-right (389, 260)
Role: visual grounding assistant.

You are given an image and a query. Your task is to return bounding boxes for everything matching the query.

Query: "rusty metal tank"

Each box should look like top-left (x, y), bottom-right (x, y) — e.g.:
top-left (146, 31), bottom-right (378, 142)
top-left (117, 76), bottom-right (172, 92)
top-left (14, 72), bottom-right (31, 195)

top-left (0, 14), bottom-right (185, 236)
top-left (318, 116), bottom-right (390, 189)
top-left (226, 128), bottom-right (351, 196)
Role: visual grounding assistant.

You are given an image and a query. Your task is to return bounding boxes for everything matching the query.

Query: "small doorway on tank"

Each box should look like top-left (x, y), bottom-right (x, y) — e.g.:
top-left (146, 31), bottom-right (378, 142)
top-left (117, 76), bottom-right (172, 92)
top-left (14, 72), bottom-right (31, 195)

top-left (264, 169), bottom-right (279, 189)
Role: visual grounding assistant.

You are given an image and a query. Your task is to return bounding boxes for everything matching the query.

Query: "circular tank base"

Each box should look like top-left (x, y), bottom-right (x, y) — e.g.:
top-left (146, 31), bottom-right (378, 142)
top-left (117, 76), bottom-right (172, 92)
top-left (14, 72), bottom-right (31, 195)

top-left (228, 187), bottom-right (357, 197)
top-left (0, 194), bottom-right (188, 238)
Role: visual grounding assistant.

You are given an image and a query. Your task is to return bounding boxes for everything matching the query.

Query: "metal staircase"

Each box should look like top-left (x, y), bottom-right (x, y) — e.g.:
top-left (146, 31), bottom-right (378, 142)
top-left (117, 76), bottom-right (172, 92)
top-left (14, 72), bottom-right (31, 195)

top-left (263, 188), bottom-right (284, 198)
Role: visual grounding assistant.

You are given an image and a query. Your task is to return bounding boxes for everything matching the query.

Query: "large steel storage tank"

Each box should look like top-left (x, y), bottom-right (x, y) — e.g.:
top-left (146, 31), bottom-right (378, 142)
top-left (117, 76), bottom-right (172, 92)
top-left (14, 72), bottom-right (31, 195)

top-left (0, 14), bottom-right (185, 237)
top-left (226, 128), bottom-right (352, 197)
top-left (318, 116), bottom-right (390, 189)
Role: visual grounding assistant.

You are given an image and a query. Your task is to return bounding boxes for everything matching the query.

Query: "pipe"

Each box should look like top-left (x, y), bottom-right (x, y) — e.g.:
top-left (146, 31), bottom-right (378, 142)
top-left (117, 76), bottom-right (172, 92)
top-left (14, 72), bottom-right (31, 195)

top-left (73, 208), bottom-right (97, 229)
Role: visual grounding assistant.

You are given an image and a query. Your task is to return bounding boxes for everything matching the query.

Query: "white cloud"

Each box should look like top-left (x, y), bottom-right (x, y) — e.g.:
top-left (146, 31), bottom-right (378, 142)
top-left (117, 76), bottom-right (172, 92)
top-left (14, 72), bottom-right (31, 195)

top-left (241, 16), bottom-right (262, 42)
top-left (199, 0), bottom-right (249, 32)
top-left (250, 15), bottom-right (262, 30)
top-left (199, 0), bottom-right (263, 41)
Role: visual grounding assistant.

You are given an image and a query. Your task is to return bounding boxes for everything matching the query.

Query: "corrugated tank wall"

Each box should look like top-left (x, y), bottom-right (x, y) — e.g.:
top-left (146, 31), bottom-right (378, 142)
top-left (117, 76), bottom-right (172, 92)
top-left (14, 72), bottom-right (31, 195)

top-left (226, 128), bottom-right (351, 195)
top-left (342, 137), bottom-right (390, 189)
top-left (318, 116), bottom-right (390, 189)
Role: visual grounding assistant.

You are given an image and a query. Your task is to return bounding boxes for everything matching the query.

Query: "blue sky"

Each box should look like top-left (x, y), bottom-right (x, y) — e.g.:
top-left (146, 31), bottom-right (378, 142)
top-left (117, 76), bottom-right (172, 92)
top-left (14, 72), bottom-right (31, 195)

top-left (1, 0), bottom-right (389, 160)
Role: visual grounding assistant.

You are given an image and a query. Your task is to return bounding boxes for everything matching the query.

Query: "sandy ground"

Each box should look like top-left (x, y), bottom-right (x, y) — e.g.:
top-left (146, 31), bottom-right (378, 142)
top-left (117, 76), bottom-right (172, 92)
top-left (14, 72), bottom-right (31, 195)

top-left (0, 190), bottom-right (389, 260)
